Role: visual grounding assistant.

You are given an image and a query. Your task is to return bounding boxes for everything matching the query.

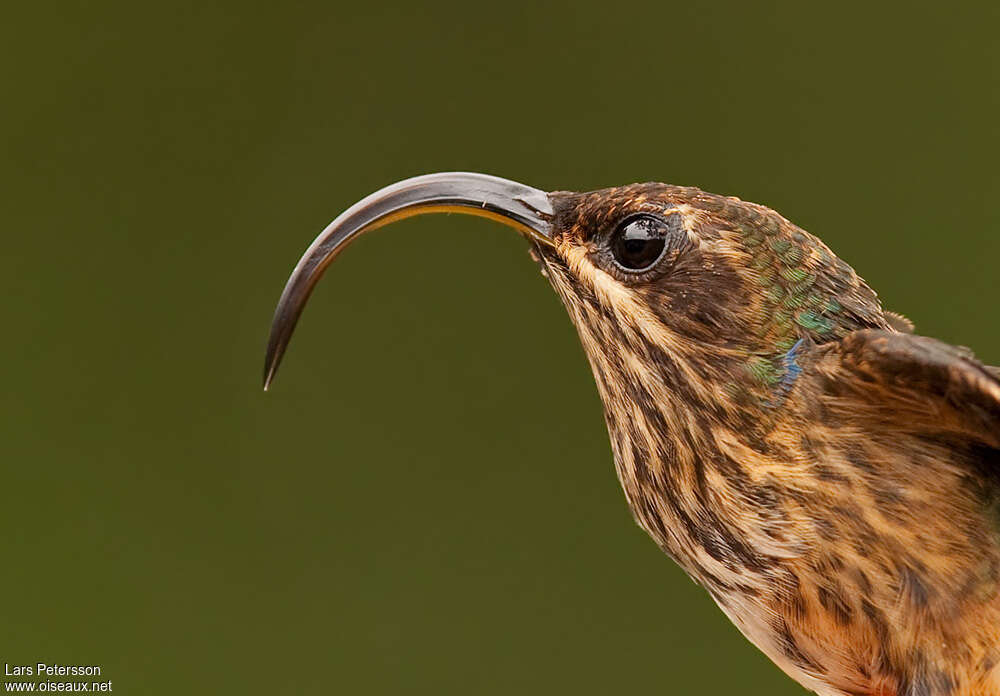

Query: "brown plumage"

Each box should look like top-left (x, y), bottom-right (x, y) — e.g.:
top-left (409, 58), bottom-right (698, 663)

top-left (263, 173), bottom-right (1000, 696)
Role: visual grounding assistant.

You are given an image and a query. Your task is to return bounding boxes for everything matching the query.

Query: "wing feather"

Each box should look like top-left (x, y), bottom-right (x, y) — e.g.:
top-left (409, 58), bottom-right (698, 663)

top-left (808, 330), bottom-right (1000, 449)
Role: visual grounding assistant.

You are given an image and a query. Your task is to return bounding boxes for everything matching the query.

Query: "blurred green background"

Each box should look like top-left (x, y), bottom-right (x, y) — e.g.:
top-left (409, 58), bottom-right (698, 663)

top-left (3, 2), bottom-right (998, 694)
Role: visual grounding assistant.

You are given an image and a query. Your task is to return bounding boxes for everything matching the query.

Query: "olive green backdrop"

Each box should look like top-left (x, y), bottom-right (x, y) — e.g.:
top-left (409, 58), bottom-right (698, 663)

top-left (3, 2), bottom-right (998, 694)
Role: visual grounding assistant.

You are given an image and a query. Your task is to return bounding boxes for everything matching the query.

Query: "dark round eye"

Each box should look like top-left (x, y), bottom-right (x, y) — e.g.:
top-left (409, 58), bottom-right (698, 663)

top-left (610, 215), bottom-right (670, 272)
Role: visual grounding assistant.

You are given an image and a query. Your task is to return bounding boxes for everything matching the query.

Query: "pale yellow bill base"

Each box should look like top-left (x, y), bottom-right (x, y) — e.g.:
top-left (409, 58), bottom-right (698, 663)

top-left (262, 172), bottom-right (555, 390)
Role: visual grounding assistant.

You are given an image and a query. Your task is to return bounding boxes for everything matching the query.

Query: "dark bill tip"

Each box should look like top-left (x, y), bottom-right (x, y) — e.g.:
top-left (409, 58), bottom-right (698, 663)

top-left (262, 172), bottom-right (554, 390)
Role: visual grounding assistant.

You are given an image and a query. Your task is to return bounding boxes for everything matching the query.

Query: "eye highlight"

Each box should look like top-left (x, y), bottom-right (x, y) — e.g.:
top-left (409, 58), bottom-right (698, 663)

top-left (609, 214), bottom-right (675, 273)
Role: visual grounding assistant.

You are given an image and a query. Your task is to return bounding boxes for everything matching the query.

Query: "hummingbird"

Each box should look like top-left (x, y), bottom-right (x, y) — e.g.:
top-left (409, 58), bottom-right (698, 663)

top-left (263, 173), bottom-right (1000, 696)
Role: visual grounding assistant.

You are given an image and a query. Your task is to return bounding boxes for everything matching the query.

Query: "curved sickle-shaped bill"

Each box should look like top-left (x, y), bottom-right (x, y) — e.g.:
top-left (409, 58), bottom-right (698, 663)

top-left (263, 172), bottom-right (555, 390)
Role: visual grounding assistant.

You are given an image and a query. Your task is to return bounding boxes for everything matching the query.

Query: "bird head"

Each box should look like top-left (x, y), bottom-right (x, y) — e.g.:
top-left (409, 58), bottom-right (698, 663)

top-left (264, 172), bottom-right (887, 416)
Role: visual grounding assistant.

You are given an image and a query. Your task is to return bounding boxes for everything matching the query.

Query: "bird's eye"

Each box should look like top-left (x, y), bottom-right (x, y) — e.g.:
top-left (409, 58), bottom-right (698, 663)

top-left (609, 215), bottom-right (671, 272)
